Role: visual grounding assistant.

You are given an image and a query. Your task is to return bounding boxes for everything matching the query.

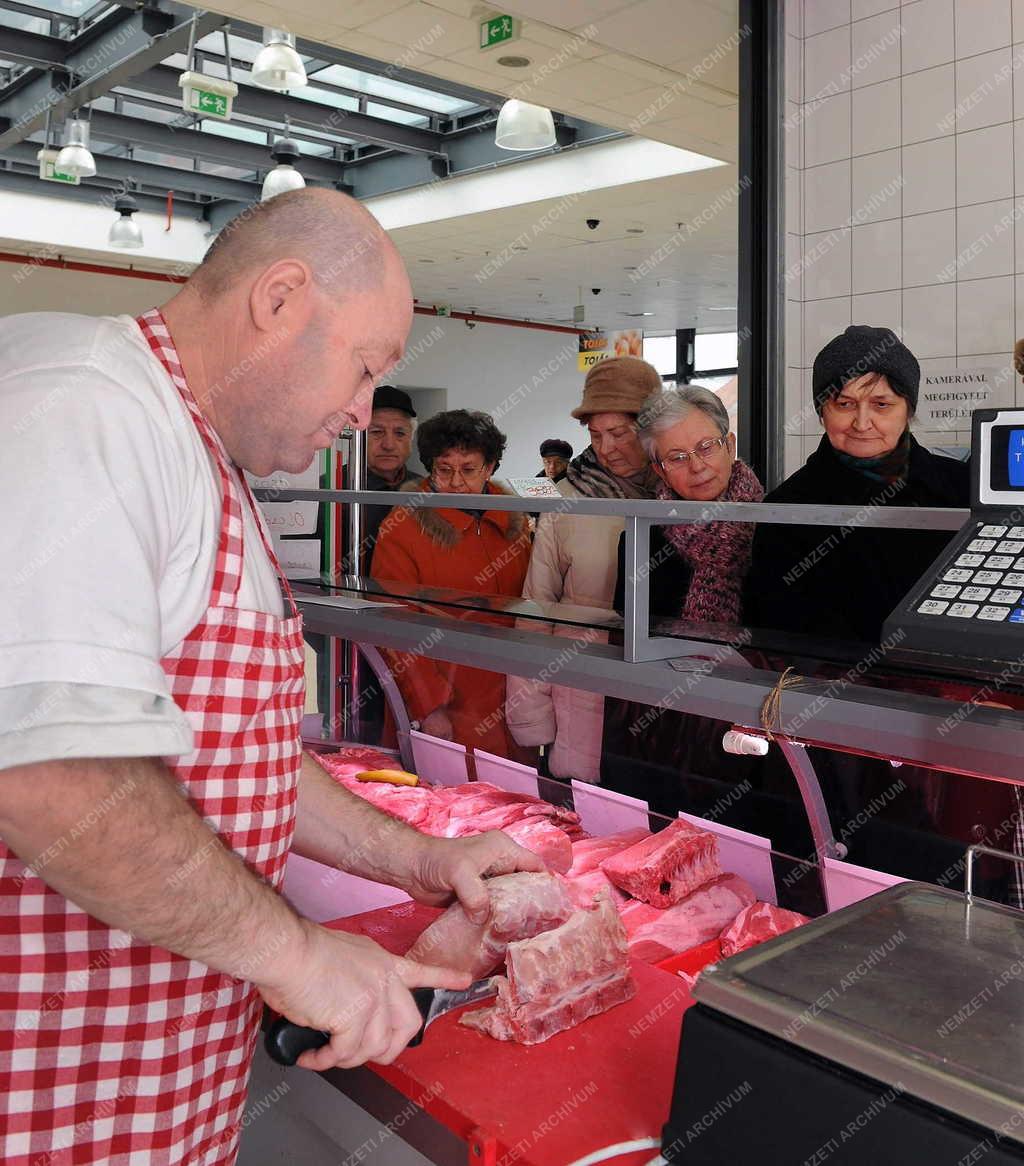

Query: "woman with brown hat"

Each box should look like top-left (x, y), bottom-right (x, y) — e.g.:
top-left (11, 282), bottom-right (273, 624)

top-left (506, 356), bottom-right (662, 783)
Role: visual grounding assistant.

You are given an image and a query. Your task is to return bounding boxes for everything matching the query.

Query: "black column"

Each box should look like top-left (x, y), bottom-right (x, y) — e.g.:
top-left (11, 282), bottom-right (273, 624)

top-left (738, 0), bottom-right (784, 489)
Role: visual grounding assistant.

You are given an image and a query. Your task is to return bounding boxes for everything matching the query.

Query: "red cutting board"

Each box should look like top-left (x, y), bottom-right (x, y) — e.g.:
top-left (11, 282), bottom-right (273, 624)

top-left (326, 905), bottom-right (714, 1166)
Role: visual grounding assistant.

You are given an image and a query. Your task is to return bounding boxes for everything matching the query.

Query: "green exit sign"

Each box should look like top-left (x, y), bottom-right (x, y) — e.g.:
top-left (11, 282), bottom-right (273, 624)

top-left (480, 14), bottom-right (519, 49)
top-left (190, 88), bottom-right (229, 118)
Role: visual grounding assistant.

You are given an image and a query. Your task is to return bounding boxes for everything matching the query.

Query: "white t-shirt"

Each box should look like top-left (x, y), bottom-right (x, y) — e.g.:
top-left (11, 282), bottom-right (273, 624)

top-left (0, 312), bottom-right (286, 769)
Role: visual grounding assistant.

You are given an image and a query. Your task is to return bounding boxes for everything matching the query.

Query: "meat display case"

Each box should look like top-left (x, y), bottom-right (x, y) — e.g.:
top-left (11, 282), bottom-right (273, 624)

top-left (247, 484), bottom-right (1024, 1165)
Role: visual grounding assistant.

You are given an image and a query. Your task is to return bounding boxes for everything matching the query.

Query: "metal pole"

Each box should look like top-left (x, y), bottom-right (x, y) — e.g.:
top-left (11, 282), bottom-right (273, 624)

top-left (344, 425), bottom-right (366, 740)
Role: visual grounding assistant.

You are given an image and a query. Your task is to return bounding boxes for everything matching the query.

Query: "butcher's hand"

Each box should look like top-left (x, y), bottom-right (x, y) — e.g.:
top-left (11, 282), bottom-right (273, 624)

top-left (257, 921), bottom-right (471, 1071)
top-left (404, 832), bottom-right (547, 923)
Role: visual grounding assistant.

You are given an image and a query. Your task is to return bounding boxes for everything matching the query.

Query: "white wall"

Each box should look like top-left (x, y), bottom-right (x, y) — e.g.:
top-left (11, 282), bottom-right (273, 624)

top-left (393, 314), bottom-right (586, 478)
top-left (0, 264), bottom-right (587, 479)
top-left (785, 0), bottom-right (1024, 476)
top-left (0, 189), bottom-right (208, 271)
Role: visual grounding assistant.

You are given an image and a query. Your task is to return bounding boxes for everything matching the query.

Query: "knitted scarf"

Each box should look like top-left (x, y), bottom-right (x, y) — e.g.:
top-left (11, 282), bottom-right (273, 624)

top-left (833, 429), bottom-right (911, 484)
top-left (564, 444), bottom-right (660, 500)
top-left (657, 459), bottom-right (765, 625)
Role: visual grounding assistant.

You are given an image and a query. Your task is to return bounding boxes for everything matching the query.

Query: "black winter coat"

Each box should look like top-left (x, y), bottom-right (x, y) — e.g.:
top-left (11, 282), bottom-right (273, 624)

top-left (745, 434), bottom-right (970, 643)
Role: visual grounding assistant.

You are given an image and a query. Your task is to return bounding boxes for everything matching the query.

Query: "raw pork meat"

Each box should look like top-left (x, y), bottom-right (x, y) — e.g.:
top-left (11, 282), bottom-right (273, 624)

top-left (309, 754), bottom-right (582, 854)
top-left (439, 783), bottom-right (582, 839)
top-left (499, 818), bottom-right (573, 874)
top-left (562, 868), bottom-right (628, 909)
top-left (600, 819), bottom-right (721, 908)
top-left (461, 890), bottom-right (635, 1044)
top-left (719, 901), bottom-right (809, 957)
top-left (405, 872), bottom-right (573, 978)
top-left (562, 828), bottom-right (651, 905)
top-left (620, 874), bottom-right (756, 964)
top-left (565, 828), bottom-right (652, 877)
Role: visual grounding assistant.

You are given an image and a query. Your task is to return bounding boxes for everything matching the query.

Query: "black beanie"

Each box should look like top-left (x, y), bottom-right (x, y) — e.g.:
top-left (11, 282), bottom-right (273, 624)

top-left (812, 325), bottom-right (920, 414)
top-left (540, 438), bottom-right (572, 459)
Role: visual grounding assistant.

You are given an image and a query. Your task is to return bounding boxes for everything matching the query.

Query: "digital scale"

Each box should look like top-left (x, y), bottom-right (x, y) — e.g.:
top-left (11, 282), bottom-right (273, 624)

top-left (662, 883), bottom-right (1024, 1163)
top-left (882, 408), bottom-right (1024, 666)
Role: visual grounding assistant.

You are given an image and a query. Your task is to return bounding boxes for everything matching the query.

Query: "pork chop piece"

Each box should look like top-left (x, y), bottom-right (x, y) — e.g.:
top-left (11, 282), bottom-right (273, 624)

top-left (600, 818), bottom-right (721, 908)
top-left (405, 872), bottom-right (574, 978)
top-left (620, 873), bottom-right (756, 963)
top-left (460, 889), bottom-right (635, 1045)
top-left (499, 818), bottom-right (573, 874)
top-left (565, 828), bottom-right (652, 878)
top-left (719, 901), bottom-right (809, 957)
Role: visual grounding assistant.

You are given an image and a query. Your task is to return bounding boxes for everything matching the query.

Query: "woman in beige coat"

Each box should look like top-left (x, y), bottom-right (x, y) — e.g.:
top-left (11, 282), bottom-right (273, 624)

top-left (506, 357), bottom-right (662, 782)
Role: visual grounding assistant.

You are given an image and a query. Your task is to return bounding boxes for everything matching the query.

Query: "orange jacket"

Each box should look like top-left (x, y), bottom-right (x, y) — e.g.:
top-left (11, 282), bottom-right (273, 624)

top-left (370, 479), bottom-right (531, 755)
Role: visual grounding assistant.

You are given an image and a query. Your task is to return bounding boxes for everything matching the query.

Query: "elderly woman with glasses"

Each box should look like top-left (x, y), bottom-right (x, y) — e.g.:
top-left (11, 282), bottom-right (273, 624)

top-left (613, 385), bottom-right (765, 625)
top-left (601, 386), bottom-right (764, 816)
top-left (370, 409), bottom-right (532, 757)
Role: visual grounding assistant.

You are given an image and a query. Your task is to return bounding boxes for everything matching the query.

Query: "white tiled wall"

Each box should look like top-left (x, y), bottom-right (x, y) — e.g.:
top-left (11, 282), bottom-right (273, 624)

top-left (784, 0), bottom-right (1024, 476)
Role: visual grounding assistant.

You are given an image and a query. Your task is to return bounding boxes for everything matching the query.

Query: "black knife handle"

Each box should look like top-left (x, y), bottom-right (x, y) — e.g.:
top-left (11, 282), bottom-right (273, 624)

top-left (265, 1018), bottom-right (329, 1066)
top-left (265, 988), bottom-right (436, 1066)
top-left (406, 986), bottom-right (436, 1048)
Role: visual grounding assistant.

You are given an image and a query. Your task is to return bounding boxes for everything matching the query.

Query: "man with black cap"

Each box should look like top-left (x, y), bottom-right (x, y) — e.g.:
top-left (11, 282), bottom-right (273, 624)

top-left (745, 324), bottom-right (969, 643)
top-left (537, 438), bottom-right (572, 482)
top-left (364, 384), bottom-right (417, 549)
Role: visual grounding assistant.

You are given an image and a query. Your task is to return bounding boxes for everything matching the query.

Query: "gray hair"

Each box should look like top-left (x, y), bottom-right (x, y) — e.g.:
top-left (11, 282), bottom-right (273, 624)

top-left (636, 385), bottom-right (730, 458)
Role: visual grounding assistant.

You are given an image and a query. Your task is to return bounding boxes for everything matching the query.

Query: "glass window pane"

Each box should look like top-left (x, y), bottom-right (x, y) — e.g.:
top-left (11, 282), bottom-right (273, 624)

top-left (642, 334), bottom-right (676, 377)
top-left (694, 331), bottom-right (738, 371)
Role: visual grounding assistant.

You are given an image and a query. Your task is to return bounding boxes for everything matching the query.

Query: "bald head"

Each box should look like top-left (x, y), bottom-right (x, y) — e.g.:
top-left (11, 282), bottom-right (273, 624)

top-left (161, 186), bottom-right (414, 477)
top-left (190, 187), bottom-right (399, 304)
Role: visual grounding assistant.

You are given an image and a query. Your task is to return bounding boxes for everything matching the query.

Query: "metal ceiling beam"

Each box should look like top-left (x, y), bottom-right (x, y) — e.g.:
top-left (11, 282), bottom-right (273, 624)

top-left (0, 165), bottom-right (205, 216)
top-left (0, 5), bottom-right (226, 150)
top-left (0, 27), bottom-right (69, 69)
top-left (130, 64), bottom-right (442, 155)
top-left (84, 108), bottom-right (344, 182)
top-left (224, 17), bottom-right (502, 110)
top-left (3, 137), bottom-right (257, 200)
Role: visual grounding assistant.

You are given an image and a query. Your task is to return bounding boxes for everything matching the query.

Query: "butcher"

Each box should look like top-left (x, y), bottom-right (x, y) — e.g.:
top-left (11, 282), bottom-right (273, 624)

top-left (0, 188), bottom-right (543, 1165)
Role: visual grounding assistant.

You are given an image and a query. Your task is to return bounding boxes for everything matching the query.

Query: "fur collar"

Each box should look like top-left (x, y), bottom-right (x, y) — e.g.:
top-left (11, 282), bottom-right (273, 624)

top-left (397, 478), bottom-right (527, 549)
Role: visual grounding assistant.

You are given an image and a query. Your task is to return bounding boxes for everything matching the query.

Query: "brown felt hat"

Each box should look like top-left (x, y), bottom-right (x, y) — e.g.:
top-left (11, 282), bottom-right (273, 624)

top-left (571, 356), bottom-right (663, 421)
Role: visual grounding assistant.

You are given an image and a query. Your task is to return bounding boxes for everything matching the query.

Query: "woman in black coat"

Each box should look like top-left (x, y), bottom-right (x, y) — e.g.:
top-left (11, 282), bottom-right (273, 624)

top-left (745, 325), bottom-right (970, 643)
top-left (743, 327), bottom-right (1020, 898)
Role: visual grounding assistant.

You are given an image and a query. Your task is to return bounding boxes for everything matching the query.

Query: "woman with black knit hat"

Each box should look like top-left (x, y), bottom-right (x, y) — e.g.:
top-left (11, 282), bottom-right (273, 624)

top-left (745, 325), bottom-right (970, 643)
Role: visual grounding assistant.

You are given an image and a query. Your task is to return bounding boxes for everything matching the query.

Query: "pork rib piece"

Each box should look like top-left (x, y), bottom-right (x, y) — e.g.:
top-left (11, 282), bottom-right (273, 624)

top-left (562, 827), bottom-right (651, 906)
top-left (620, 873), bottom-right (755, 964)
top-left (460, 890), bottom-right (635, 1044)
top-left (719, 901), bottom-right (809, 957)
top-left (600, 818), bottom-right (721, 908)
top-left (405, 872), bottom-right (573, 978)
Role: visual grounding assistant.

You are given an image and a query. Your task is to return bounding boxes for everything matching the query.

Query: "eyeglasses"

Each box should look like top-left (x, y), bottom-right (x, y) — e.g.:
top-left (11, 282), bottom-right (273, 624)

top-left (658, 436), bottom-right (728, 468)
top-left (432, 464), bottom-right (486, 484)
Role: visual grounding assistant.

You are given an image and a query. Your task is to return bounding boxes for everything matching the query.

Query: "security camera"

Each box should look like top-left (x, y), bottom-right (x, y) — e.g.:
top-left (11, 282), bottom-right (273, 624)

top-left (586, 218), bottom-right (600, 230)
top-left (592, 288), bottom-right (601, 295)
top-left (465, 319), bottom-right (476, 330)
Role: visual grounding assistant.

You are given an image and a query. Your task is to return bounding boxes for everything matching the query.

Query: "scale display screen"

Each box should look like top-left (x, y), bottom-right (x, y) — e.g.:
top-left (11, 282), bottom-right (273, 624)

top-left (990, 425), bottom-right (1024, 491)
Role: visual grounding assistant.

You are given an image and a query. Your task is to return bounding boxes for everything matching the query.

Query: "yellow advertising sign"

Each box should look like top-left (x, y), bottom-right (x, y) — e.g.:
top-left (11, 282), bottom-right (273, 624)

top-left (577, 329), bottom-right (644, 371)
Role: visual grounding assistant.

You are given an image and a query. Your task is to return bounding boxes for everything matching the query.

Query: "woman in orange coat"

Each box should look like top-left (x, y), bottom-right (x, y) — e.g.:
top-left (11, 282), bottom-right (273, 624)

top-left (370, 409), bottom-right (531, 757)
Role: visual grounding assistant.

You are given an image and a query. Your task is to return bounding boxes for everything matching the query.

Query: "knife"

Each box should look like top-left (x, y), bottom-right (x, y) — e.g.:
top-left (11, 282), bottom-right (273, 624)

top-left (265, 978), bottom-right (498, 1067)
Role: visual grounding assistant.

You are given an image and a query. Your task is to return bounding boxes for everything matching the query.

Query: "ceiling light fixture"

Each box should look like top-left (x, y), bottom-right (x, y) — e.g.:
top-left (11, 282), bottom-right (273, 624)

top-left (108, 193), bottom-right (144, 249)
top-left (495, 99), bottom-right (556, 151)
top-left (261, 127), bottom-right (305, 200)
top-left (56, 117), bottom-right (95, 178)
top-left (497, 55), bottom-right (532, 67)
top-left (252, 28), bottom-right (307, 91)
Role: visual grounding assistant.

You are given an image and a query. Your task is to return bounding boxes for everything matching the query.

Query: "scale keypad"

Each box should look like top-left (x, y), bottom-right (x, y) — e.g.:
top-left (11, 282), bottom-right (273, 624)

top-left (916, 520), bottom-right (1024, 622)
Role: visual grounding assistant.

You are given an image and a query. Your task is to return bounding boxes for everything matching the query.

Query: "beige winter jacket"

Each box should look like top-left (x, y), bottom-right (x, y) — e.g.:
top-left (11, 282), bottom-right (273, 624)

top-left (505, 478), bottom-right (623, 782)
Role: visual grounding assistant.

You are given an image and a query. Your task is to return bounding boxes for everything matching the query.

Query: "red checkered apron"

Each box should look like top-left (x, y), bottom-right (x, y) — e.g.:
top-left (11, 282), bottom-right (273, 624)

top-left (0, 309), bottom-right (305, 1165)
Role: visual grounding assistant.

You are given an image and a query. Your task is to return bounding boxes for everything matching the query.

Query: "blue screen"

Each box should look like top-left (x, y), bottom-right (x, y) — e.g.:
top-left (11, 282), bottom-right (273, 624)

top-left (1011, 429), bottom-right (1024, 488)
